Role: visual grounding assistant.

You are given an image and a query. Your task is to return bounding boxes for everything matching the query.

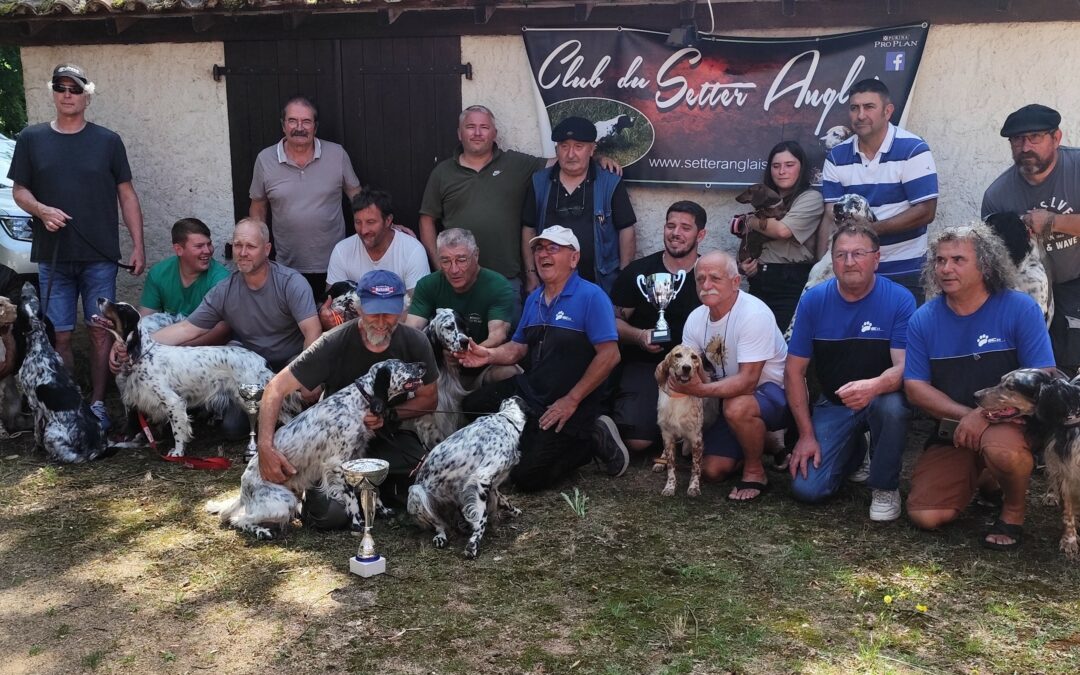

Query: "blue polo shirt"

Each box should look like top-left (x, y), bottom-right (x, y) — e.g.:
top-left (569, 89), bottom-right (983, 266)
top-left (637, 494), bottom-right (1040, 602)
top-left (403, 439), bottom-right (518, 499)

top-left (904, 290), bottom-right (1054, 408)
top-left (512, 271), bottom-right (617, 433)
top-left (789, 276), bottom-right (914, 404)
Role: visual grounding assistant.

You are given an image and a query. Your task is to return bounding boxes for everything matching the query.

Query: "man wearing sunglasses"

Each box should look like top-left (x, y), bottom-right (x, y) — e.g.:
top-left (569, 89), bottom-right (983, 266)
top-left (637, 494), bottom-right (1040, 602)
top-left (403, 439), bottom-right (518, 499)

top-left (459, 226), bottom-right (629, 491)
top-left (982, 104), bottom-right (1080, 375)
top-left (522, 116), bottom-right (636, 295)
top-left (8, 63), bottom-right (146, 432)
top-left (785, 223), bottom-right (915, 521)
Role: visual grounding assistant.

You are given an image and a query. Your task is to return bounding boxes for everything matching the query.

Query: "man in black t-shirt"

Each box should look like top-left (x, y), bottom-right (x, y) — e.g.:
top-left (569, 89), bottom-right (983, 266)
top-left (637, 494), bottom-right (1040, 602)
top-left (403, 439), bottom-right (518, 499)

top-left (608, 201), bottom-right (705, 451)
top-left (255, 270), bottom-right (438, 526)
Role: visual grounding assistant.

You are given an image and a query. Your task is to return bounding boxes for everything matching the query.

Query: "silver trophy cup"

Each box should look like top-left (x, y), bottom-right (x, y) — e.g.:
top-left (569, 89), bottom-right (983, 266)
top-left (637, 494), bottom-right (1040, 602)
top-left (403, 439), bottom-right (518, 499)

top-left (342, 457), bottom-right (391, 577)
top-left (237, 383), bottom-right (265, 459)
top-left (635, 270), bottom-right (687, 344)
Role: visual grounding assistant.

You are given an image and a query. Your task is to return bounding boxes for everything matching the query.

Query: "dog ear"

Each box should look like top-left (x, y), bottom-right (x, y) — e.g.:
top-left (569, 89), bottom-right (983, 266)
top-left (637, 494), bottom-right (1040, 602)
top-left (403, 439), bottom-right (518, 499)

top-left (656, 352), bottom-right (673, 386)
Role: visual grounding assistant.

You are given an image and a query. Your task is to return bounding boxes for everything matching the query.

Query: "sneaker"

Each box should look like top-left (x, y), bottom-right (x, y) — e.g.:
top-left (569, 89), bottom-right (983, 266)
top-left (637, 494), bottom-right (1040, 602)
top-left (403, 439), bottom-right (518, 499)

top-left (593, 415), bottom-right (629, 477)
top-left (847, 430), bottom-right (872, 483)
top-left (90, 400), bottom-right (111, 432)
top-left (869, 489), bottom-right (902, 522)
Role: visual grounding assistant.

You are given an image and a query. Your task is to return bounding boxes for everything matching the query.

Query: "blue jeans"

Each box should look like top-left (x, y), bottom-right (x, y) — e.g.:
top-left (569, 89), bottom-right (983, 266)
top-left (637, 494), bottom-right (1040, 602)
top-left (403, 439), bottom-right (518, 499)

top-left (790, 391), bottom-right (910, 502)
top-left (38, 261), bottom-right (117, 332)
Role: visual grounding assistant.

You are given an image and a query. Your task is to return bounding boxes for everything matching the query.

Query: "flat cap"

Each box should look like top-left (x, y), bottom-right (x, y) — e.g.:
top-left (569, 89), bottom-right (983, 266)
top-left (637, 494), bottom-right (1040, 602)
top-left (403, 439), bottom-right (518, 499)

top-left (1000, 104), bottom-right (1061, 138)
top-left (551, 116), bottom-right (597, 143)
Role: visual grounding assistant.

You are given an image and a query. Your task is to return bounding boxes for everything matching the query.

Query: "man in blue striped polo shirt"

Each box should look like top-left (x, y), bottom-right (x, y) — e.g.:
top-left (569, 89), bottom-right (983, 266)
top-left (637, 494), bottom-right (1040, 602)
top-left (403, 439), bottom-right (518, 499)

top-left (821, 78), bottom-right (939, 304)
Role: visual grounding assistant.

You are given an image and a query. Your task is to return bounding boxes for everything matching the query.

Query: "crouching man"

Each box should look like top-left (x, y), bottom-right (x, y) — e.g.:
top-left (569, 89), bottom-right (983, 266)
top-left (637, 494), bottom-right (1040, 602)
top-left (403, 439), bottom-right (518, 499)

top-left (785, 223), bottom-right (915, 521)
top-left (904, 223), bottom-right (1053, 550)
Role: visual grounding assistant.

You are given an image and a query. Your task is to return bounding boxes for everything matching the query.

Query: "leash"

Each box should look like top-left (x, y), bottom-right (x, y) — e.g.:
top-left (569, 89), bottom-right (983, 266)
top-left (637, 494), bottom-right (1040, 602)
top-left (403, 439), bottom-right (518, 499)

top-left (136, 411), bottom-right (232, 470)
top-left (40, 221), bottom-right (135, 321)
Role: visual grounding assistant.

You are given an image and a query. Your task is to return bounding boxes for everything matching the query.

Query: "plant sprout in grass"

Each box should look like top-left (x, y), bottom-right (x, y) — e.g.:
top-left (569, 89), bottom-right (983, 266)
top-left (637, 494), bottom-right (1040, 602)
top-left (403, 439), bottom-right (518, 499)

top-left (560, 487), bottom-right (588, 518)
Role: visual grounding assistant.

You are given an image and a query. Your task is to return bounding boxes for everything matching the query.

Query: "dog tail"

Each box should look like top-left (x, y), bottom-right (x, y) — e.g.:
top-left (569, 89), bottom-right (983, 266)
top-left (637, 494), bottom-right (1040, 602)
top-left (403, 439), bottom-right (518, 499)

top-left (205, 496), bottom-right (243, 523)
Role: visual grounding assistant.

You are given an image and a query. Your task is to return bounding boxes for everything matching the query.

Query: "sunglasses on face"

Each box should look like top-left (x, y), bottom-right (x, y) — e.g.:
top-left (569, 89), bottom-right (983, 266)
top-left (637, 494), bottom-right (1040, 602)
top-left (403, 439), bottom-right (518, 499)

top-left (52, 82), bottom-right (84, 95)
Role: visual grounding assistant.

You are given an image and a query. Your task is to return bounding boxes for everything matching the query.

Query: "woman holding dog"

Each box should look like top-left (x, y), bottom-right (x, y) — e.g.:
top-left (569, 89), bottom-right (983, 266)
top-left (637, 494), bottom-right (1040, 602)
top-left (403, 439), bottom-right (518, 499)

top-left (738, 141), bottom-right (823, 331)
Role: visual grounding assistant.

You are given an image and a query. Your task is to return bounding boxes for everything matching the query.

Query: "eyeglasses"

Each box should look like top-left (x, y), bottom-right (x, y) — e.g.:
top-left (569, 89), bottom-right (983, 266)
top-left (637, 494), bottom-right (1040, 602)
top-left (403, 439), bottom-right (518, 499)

top-left (531, 243), bottom-right (567, 255)
top-left (52, 82), bottom-right (84, 95)
top-left (832, 248), bottom-right (879, 262)
top-left (438, 255), bottom-right (472, 269)
top-left (1008, 131), bottom-right (1052, 147)
top-left (555, 188), bottom-right (586, 219)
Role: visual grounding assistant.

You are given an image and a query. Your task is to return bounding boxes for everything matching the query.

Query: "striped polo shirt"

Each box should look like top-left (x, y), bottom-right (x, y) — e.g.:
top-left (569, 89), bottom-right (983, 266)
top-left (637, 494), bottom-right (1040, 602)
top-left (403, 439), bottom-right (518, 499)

top-left (822, 123), bottom-right (939, 276)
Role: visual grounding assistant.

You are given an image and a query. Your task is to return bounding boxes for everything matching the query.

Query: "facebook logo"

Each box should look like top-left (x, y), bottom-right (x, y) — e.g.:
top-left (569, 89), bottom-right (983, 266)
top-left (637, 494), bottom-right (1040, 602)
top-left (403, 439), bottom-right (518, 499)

top-left (885, 51), bottom-right (906, 71)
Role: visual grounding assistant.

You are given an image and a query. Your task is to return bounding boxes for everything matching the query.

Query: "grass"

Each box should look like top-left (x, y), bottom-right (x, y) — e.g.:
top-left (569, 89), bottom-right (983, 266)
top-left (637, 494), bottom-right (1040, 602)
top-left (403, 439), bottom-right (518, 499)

top-left (3, 410), bottom-right (1080, 673)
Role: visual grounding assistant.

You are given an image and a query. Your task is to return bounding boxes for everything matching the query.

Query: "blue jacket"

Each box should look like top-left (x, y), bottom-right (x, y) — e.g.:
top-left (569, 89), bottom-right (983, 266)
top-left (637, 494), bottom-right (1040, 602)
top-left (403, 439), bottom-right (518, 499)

top-left (531, 163), bottom-right (622, 292)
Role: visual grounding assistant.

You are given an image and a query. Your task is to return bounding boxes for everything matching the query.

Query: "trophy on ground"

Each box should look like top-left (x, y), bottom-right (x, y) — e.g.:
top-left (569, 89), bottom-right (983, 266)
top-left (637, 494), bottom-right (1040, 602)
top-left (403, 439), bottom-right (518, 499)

top-left (237, 383), bottom-right (264, 459)
top-left (635, 270), bottom-right (687, 344)
top-left (342, 457), bottom-right (391, 578)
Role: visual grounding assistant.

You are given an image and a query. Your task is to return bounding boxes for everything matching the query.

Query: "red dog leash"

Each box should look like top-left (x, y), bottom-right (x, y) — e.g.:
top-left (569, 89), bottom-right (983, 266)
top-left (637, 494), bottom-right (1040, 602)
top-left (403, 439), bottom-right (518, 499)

top-left (138, 411), bottom-right (232, 470)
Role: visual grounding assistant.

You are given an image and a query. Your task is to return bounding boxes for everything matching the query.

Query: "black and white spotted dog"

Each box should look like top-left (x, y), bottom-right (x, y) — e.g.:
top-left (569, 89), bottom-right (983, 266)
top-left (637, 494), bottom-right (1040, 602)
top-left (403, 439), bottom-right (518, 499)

top-left (208, 359), bottom-right (427, 539)
top-left (327, 281), bottom-right (362, 324)
top-left (414, 308), bottom-right (471, 449)
top-left (594, 114), bottom-right (635, 144)
top-left (16, 284), bottom-right (107, 463)
top-left (985, 211), bottom-right (1053, 326)
top-left (408, 396), bottom-right (526, 559)
top-left (96, 299), bottom-right (302, 457)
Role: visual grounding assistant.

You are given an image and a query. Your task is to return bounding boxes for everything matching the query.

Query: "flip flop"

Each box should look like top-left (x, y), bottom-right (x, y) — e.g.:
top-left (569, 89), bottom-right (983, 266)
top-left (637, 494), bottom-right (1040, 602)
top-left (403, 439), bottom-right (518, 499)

top-left (982, 518), bottom-right (1023, 551)
top-left (727, 479), bottom-right (770, 502)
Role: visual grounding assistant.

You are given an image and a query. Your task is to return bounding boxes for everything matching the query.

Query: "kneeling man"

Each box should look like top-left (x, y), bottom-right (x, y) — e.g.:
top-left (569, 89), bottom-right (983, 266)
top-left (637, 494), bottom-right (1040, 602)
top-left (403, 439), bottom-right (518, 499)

top-left (675, 251), bottom-right (789, 502)
top-left (904, 223), bottom-right (1053, 550)
top-left (785, 223), bottom-right (915, 521)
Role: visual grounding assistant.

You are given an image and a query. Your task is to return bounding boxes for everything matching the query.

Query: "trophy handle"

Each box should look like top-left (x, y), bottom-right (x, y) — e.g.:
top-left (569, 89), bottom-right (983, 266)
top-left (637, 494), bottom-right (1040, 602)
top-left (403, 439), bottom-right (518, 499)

top-left (636, 274), bottom-right (649, 299)
top-left (672, 269), bottom-right (687, 296)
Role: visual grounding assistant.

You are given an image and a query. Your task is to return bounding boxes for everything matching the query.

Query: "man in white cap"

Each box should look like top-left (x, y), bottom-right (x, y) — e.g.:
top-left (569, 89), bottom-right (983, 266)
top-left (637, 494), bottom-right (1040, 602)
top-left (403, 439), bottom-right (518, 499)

top-left (460, 225), bottom-right (629, 491)
top-left (8, 63), bottom-right (145, 431)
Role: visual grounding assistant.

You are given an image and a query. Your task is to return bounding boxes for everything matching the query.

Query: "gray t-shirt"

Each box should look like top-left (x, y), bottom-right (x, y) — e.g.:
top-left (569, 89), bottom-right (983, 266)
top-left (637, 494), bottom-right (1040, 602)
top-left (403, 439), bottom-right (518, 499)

top-left (187, 262), bottom-right (317, 371)
top-left (982, 146), bottom-right (1080, 284)
top-left (289, 321), bottom-right (438, 397)
top-left (249, 139), bottom-right (361, 273)
top-left (758, 189), bottom-right (824, 264)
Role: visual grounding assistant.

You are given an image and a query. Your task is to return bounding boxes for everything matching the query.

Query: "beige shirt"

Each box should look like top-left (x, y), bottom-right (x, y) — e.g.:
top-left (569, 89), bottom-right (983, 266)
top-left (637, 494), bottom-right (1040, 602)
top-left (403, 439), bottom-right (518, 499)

top-left (758, 189), bottom-right (824, 264)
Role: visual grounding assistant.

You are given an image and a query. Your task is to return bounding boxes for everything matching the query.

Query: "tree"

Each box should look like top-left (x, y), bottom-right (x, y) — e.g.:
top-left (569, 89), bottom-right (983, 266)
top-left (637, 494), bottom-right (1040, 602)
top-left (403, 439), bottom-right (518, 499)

top-left (0, 46), bottom-right (27, 137)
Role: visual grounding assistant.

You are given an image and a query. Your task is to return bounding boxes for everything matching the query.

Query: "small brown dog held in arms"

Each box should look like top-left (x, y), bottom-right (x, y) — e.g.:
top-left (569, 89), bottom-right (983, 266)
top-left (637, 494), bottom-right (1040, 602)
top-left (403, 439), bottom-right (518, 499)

top-left (654, 345), bottom-right (710, 497)
top-left (733, 183), bottom-right (788, 263)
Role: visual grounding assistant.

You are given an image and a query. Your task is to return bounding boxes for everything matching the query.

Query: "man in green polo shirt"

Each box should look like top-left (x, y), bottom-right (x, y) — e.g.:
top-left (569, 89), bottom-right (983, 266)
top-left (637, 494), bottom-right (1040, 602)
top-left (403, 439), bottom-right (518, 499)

top-left (405, 227), bottom-right (520, 387)
top-left (139, 217), bottom-right (230, 345)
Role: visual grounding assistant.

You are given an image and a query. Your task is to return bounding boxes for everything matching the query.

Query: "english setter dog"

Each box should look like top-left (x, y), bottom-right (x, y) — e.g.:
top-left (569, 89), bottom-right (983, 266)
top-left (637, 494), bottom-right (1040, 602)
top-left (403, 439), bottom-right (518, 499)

top-left (654, 345), bottom-right (711, 497)
top-left (413, 308), bottom-right (471, 449)
top-left (96, 299), bottom-right (301, 457)
top-left (408, 396), bottom-right (526, 559)
top-left (985, 211), bottom-right (1053, 326)
top-left (16, 284), bottom-right (107, 463)
top-left (208, 359), bottom-right (427, 539)
top-left (975, 368), bottom-right (1080, 559)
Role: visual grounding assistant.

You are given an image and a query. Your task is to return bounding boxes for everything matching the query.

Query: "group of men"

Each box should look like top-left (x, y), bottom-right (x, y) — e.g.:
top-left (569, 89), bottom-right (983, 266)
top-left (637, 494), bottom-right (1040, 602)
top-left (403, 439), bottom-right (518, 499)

top-left (6, 63), bottom-right (1077, 552)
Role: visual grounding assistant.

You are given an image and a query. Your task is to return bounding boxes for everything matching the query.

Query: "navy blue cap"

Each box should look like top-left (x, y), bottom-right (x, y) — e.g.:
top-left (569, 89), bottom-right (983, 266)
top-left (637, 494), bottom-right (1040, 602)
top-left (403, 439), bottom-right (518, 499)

top-left (357, 270), bottom-right (405, 314)
top-left (551, 116), bottom-right (597, 143)
top-left (1000, 104), bottom-right (1061, 137)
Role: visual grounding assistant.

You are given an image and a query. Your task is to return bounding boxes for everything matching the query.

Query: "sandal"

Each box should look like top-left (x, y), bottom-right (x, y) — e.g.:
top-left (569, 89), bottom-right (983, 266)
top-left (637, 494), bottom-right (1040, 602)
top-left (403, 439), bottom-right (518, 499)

top-left (982, 518), bottom-right (1023, 551)
top-left (727, 479), bottom-right (770, 502)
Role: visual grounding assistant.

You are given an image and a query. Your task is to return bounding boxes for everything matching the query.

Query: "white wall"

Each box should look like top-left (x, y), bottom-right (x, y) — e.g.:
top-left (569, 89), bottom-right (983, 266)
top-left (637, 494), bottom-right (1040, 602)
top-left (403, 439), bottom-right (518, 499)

top-left (20, 43), bottom-right (233, 297)
top-left (463, 22), bottom-right (1080, 257)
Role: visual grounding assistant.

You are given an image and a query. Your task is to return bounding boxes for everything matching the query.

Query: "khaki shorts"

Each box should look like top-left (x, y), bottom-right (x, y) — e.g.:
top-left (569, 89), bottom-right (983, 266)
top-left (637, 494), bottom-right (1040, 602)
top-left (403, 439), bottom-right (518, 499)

top-left (907, 423), bottom-right (1028, 513)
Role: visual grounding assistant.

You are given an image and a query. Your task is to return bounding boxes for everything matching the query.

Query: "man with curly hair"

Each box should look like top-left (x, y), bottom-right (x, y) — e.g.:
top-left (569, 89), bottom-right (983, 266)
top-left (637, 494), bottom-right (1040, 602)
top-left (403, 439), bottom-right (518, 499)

top-left (903, 223), bottom-right (1054, 551)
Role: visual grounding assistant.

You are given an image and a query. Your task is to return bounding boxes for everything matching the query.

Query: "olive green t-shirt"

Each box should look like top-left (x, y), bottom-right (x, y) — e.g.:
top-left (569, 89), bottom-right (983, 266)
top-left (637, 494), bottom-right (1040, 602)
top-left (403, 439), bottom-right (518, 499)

top-left (408, 267), bottom-right (516, 344)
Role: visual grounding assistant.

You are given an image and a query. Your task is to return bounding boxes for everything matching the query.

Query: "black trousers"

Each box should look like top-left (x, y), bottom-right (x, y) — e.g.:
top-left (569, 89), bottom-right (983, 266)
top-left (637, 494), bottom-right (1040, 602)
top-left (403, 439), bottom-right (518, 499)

top-left (748, 262), bottom-right (813, 331)
top-left (463, 379), bottom-right (594, 492)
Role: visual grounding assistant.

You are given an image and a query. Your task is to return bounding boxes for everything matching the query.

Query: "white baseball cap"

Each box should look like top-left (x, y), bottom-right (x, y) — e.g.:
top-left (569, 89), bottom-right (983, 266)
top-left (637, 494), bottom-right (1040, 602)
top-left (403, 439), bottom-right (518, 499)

top-left (529, 225), bottom-right (580, 250)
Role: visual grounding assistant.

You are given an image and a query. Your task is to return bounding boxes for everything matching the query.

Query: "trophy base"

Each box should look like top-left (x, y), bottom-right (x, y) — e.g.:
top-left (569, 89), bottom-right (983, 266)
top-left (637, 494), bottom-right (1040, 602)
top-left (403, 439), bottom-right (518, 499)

top-left (650, 328), bottom-right (672, 344)
top-left (350, 555), bottom-right (386, 577)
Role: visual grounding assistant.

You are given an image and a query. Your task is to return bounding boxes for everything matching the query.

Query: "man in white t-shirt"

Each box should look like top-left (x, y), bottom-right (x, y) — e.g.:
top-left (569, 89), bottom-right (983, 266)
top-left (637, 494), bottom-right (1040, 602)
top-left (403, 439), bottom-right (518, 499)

top-left (674, 251), bottom-right (789, 502)
top-left (324, 188), bottom-right (429, 327)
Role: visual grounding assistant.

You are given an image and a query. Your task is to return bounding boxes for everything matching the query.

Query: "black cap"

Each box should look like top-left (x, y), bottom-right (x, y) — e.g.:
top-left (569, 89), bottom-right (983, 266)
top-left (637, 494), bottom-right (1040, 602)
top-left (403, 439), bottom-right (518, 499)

top-left (52, 64), bottom-right (89, 86)
top-left (551, 116), bottom-right (597, 143)
top-left (1000, 104), bottom-right (1061, 138)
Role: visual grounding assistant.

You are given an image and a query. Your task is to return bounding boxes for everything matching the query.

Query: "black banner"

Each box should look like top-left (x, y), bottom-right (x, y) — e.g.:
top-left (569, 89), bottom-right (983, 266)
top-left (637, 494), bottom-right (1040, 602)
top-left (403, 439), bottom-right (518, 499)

top-left (523, 24), bottom-right (929, 187)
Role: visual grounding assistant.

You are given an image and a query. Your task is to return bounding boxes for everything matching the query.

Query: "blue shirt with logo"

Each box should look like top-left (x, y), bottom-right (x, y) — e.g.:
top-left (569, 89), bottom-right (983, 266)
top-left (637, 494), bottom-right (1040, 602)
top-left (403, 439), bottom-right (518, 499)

top-left (789, 276), bottom-right (915, 404)
top-left (512, 272), bottom-right (618, 433)
top-left (904, 290), bottom-right (1054, 407)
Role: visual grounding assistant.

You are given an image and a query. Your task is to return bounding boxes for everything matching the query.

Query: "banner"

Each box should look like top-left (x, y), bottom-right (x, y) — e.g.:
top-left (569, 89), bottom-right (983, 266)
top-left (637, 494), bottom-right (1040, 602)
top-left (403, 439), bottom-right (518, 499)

top-left (523, 24), bottom-right (929, 187)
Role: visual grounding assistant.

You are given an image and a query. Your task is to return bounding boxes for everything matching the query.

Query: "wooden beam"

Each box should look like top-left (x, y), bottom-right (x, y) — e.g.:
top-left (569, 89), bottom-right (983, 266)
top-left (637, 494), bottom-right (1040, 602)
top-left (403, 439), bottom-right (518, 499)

top-left (108, 16), bottom-right (140, 35)
top-left (284, 11), bottom-right (310, 30)
top-left (191, 15), bottom-right (219, 33)
top-left (474, 3), bottom-right (496, 24)
top-left (782, 0), bottom-right (796, 16)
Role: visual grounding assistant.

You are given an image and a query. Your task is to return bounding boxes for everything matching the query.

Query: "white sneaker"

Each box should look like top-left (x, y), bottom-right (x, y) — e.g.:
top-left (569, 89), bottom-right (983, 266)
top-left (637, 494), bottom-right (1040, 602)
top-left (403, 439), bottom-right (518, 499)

top-left (869, 489), bottom-right (902, 522)
top-left (847, 430), bottom-right (872, 483)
